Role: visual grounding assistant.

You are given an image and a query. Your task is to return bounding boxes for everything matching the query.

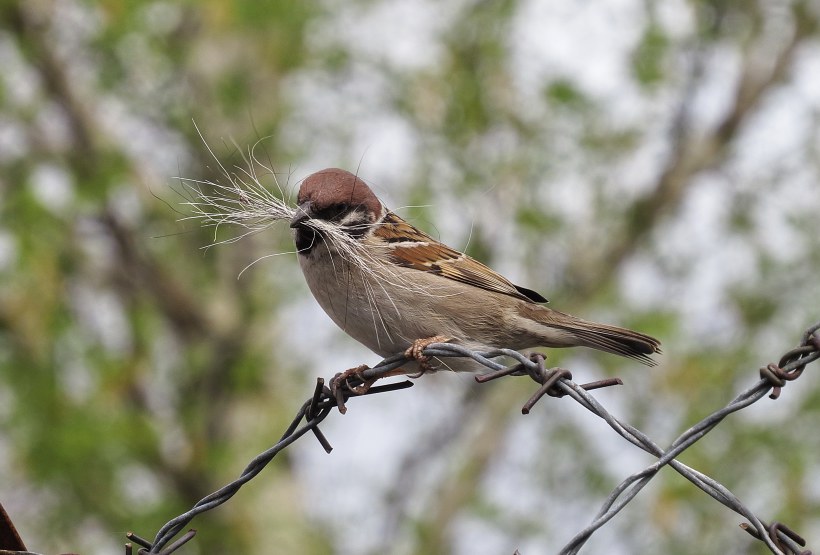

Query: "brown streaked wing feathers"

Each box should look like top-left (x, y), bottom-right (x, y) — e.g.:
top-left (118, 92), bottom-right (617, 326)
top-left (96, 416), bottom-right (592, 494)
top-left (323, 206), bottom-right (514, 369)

top-left (373, 212), bottom-right (546, 303)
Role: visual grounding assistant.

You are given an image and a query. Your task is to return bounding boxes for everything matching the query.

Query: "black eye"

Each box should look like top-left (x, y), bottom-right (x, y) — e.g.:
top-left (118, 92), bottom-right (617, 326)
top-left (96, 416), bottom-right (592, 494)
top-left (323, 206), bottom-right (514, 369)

top-left (320, 203), bottom-right (348, 221)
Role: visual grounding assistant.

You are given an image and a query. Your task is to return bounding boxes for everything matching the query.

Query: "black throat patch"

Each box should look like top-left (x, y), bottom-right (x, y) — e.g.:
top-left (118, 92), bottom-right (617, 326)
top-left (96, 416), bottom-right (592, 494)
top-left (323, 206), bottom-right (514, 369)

top-left (295, 226), bottom-right (322, 255)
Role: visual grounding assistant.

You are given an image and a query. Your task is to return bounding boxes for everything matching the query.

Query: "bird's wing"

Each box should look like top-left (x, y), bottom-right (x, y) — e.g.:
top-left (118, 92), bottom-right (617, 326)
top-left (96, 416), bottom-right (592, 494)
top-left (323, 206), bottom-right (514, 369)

top-left (372, 212), bottom-right (547, 303)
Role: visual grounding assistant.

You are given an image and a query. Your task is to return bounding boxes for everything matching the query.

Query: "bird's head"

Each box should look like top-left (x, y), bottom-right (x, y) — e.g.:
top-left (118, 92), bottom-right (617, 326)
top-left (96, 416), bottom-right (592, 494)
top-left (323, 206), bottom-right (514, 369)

top-left (290, 168), bottom-right (384, 254)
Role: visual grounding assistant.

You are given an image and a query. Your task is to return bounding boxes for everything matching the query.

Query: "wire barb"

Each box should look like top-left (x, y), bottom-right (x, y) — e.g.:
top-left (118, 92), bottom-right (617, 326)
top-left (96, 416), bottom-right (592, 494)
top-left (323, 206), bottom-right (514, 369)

top-left (741, 521), bottom-right (811, 555)
top-left (125, 532), bottom-right (152, 549)
top-left (307, 378), bottom-right (333, 453)
top-left (130, 321), bottom-right (819, 554)
top-left (137, 529), bottom-right (196, 555)
top-left (760, 328), bottom-right (819, 399)
top-left (522, 366), bottom-right (572, 414)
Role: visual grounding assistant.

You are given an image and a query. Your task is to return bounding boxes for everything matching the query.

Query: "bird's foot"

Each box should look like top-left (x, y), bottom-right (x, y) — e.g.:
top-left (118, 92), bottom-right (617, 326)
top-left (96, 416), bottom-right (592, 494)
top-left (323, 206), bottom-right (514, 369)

top-left (330, 364), bottom-right (375, 397)
top-left (404, 335), bottom-right (451, 378)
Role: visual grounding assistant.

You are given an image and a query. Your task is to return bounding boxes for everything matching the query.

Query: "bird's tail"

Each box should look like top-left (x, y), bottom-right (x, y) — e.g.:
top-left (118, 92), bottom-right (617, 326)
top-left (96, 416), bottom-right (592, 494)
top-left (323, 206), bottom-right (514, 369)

top-left (528, 307), bottom-right (662, 366)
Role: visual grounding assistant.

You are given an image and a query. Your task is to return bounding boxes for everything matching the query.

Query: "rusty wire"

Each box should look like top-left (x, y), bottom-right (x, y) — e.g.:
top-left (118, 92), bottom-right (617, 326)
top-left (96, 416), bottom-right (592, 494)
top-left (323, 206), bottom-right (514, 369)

top-left (130, 321), bottom-right (820, 555)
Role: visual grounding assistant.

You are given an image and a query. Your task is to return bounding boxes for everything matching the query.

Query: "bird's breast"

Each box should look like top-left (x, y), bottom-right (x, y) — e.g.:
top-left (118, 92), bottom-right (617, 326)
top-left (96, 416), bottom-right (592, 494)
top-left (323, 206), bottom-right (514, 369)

top-left (297, 245), bottom-right (413, 356)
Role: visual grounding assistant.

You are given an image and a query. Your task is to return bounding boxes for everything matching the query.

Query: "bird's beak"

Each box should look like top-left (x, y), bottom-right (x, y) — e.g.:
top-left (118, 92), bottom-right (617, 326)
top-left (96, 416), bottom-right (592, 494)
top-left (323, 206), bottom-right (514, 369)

top-left (290, 202), bottom-right (312, 228)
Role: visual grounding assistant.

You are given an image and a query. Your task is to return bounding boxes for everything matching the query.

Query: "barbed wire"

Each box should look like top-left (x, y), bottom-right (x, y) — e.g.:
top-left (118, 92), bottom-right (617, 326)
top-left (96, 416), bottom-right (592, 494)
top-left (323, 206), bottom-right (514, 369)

top-left (127, 321), bottom-right (820, 555)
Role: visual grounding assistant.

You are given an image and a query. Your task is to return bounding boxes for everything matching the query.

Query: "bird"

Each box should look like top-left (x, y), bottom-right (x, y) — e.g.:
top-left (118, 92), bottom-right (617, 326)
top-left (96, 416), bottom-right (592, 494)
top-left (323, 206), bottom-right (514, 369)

top-left (290, 168), bottom-right (661, 378)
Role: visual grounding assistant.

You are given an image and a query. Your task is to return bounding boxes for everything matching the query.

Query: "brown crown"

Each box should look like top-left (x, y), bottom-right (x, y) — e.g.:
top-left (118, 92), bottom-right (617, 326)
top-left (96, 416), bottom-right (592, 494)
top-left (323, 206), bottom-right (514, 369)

top-left (297, 168), bottom-right (382, 216)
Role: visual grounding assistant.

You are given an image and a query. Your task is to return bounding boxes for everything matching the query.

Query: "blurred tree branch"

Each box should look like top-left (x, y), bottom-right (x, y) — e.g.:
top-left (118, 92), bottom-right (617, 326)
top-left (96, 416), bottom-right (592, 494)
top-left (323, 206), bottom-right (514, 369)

top-left (2, 3), bottom-right (99, 164)
top-left (0, 2), bottom-right (302, 551)
top-left (576, 0), bottom-right (816, 296)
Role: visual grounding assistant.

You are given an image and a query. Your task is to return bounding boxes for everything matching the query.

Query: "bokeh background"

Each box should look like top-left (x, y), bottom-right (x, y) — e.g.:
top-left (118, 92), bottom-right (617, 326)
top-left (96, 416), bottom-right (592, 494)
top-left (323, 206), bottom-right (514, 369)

top-left (1, 1), bottom-right (819, 553)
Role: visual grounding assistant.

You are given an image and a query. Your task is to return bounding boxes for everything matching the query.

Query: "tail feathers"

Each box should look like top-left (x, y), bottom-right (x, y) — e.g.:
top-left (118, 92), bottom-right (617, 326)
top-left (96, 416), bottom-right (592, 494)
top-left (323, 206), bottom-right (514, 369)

top-left (550, 314), bottom-right (662, 367)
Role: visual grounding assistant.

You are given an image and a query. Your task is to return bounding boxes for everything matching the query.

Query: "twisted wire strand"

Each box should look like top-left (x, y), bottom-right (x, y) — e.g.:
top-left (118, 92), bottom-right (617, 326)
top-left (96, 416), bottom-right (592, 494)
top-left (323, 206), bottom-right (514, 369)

top-left (133, 321), bottom-right (819, 555)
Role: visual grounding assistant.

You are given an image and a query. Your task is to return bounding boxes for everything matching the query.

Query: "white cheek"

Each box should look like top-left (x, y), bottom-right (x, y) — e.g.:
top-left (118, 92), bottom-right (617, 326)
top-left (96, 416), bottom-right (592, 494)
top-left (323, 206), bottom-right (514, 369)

top-left (338, 212), bottom-right (365, 227)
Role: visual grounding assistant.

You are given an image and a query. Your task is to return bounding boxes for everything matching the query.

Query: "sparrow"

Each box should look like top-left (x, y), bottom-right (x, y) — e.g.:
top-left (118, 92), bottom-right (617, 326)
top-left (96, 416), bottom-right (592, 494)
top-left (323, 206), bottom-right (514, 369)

top-left (290, 168), bottom-right (661, 375)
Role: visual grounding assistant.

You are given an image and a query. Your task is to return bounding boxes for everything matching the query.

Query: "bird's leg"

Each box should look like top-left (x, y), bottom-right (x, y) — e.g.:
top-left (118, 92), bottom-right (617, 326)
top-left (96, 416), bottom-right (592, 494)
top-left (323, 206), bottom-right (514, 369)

top-left (404, 335), bottom-right (451, 378)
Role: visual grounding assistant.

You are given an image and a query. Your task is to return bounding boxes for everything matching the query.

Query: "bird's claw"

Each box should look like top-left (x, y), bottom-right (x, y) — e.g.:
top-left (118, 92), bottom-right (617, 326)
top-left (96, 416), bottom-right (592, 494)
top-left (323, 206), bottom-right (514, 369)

top-left (404, 335), bottom-right (450, 377)
top-left (329, 363), bottom-right (375, 404)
